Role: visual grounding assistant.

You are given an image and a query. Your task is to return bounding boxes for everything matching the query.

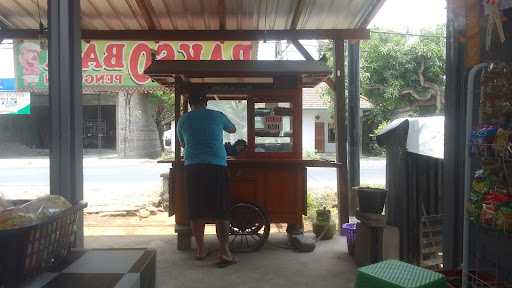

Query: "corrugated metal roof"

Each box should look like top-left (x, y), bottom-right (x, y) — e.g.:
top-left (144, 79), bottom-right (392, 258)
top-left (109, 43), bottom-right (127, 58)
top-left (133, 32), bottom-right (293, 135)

top-left (303, 86), bottom-right (329, 109)
top-left (0, 0), bottom-right (383, 30)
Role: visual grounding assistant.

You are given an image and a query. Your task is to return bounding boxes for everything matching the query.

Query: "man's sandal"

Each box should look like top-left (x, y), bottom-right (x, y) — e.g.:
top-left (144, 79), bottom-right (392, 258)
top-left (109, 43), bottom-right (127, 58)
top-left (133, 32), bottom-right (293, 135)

top-left (194, 249), bottom-right (210, 261)
top-left (215, 256), bottom-right (238, 268)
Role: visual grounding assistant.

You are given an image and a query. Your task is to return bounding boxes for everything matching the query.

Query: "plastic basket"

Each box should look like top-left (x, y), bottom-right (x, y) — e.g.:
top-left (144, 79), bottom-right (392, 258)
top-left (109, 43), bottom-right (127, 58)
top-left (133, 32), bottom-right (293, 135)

top-left (342, 222), bottom-right (358, 256)
top-left (0, 201), bottom-right (87, 287)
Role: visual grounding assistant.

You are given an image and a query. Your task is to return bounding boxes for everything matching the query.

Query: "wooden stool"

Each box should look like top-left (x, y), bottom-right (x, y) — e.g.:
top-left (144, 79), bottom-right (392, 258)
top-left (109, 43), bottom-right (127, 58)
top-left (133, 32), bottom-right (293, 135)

top-left (355, 260), bottom-right (447, 288)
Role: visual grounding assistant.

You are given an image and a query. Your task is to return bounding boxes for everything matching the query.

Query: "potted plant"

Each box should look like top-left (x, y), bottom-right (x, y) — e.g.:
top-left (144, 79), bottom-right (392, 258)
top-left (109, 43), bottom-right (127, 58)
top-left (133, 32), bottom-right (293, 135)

top-left (313, 207), bottom-right (336, 240)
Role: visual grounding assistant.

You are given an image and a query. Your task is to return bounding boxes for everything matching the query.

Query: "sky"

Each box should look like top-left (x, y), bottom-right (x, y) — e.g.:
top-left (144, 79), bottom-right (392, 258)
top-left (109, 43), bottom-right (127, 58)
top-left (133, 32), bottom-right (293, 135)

top-left (258, 0), bottom-right (446, 60)
top-left (370, 0), bottom-right (446, 32)
top-left (0, 0), bottom-right (447, 78)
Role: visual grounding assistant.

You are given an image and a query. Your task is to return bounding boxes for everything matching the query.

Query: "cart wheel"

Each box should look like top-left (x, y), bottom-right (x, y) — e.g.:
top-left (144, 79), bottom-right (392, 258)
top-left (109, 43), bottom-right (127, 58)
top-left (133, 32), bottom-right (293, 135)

top-left (228, 202), bottom-right (270, 253)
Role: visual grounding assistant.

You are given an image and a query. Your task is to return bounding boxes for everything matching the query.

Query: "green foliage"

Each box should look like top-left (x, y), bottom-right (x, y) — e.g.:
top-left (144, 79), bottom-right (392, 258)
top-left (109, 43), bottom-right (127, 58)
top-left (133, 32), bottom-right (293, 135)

top-left (148, 90), bottom-right (175, 115)
top-left (306, 192), bottom-right (338, 223)
top-left (362, 27), bottom-right (446, 120)
top-left (371, 120), bottom-right (391, 138)
top-left (148, 90), bottom-right (175, 153)
top-left (319, 25), bottom-right (446, 122)
top-left (303, 150), bottom-right (321, 160)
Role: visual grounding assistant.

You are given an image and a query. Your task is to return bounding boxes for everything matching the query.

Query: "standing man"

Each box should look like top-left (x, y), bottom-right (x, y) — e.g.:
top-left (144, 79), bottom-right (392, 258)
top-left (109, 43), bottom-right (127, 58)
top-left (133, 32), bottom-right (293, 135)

top-left (177, 90), bottom-right (238, 268)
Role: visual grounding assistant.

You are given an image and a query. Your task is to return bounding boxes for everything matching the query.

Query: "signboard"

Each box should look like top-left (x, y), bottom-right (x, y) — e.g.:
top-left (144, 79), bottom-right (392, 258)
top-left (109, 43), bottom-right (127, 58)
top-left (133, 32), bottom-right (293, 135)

top-left (264, 116), bottom-right (283, 134)
top-left (0, 78), bottom-right (15, 91)
top-left (14, 40), bottom-right (253, 91)
top-left (0, 92), bottom-right (30, 114)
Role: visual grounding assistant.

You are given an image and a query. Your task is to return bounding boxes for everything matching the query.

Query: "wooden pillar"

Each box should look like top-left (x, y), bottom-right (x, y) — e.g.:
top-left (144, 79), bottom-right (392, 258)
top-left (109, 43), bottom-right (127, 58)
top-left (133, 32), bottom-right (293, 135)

top-left (174, 78), bottom-right (182, 163)
top-left (334, 39), bottom-right (349, 228)
top-left (173, 77), bottom-right (192, 250)
top-left (48, 0), bottom-right (83, 246)
top-left (466, 0), bottom-right (481, 67)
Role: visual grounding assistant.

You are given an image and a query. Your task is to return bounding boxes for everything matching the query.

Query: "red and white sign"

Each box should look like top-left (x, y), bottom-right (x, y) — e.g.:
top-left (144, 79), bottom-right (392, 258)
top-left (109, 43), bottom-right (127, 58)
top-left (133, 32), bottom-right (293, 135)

top-left (264, 116), bottom-right (283, 133)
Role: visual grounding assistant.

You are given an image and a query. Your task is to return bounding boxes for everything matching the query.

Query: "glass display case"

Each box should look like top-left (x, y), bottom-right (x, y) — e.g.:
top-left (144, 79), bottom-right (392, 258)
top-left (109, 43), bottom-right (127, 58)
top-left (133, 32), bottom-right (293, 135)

top-left (254, 102), bottom-right (293, 153)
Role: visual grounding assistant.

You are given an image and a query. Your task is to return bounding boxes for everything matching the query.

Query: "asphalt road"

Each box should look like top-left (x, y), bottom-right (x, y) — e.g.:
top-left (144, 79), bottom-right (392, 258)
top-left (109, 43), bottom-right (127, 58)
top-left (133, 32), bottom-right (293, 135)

top-left (0, 158), bottom-right (385, 211)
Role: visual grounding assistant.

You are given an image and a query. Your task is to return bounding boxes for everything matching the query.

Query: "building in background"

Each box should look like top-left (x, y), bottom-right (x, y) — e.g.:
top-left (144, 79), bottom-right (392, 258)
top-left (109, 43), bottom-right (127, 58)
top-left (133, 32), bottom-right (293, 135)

top-left (0, 40), bottom-right (253, 158)
top-left (302, 86), bottom-right (373, 155)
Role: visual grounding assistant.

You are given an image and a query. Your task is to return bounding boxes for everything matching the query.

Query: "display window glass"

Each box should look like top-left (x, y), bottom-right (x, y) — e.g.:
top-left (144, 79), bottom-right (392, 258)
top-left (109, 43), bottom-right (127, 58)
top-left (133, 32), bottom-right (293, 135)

top-left (208, 99), bottom-right (248, 144)
top-left (254, 102), bottom-right (293, 153)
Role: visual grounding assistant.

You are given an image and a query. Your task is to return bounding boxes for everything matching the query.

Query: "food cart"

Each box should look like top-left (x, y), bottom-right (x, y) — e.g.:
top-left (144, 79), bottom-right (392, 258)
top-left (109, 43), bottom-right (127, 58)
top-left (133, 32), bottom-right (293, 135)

top-left (146, 60), bottom-right (341, 252)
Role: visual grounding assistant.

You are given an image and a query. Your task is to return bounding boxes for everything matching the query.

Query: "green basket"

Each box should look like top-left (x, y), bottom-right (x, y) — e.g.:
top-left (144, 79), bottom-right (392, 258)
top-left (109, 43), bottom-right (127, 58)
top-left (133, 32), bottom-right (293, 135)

top-left (355, 260), bottom-right (447, 288)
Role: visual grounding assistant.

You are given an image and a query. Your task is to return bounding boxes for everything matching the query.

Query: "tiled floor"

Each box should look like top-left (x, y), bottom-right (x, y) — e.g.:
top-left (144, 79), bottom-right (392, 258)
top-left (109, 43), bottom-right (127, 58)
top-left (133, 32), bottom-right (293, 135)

top-left (85, 233), bottom-right (357, 288)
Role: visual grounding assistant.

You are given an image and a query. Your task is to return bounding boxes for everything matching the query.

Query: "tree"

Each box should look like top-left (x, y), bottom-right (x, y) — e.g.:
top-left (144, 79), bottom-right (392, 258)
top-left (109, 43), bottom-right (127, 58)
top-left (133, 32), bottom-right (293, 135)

top-left (320, 25), bottom-right (446, 123)
top-left (148, 90), bottom-right (175, 153)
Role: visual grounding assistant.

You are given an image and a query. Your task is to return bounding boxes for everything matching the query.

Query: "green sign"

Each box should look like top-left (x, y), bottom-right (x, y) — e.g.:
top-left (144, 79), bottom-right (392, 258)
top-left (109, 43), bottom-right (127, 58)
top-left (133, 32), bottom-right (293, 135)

top-left (0, 92), bottom-right (30, 114)
top-left (14, 40), bottom-right (253, 91)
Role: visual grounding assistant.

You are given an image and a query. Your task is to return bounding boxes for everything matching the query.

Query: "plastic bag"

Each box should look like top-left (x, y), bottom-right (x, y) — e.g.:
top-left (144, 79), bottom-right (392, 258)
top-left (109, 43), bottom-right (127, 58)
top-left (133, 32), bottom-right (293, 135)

top-left (19, 195), bottom-right (71, 220)
top-left (0, 195), bottom-right (71, 230)
top-left (0, 194), bottom-right (13, 213)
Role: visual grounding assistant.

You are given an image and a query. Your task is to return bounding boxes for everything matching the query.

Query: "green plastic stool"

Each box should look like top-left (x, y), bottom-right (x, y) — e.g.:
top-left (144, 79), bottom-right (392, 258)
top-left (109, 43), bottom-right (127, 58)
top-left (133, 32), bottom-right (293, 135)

top-left (355, 260), bottom-right (447, 288)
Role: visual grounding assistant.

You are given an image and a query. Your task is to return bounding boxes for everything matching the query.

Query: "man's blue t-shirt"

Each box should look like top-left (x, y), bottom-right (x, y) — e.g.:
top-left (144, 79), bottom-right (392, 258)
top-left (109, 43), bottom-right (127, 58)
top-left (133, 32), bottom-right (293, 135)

top-left (177, 108), bottom-right (235, 166)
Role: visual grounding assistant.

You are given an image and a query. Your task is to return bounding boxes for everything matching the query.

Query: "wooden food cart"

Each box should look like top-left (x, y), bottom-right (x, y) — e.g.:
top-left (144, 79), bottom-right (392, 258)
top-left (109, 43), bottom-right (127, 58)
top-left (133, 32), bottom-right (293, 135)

top-left (146, 60), bottom-right (342, 252)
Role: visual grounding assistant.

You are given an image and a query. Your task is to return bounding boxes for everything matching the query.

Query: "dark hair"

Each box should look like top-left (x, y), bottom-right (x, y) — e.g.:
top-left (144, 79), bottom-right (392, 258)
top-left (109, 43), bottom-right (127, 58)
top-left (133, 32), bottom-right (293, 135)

top-left (234, 139), bottom-right (247, 147)
top-left (188, 89), bottom-right (207, 107)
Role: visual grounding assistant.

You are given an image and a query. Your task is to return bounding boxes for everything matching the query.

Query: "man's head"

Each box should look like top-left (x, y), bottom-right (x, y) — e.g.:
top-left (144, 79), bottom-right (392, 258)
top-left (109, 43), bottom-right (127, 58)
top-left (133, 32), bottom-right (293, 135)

top-left (188, 90), bottom-right (207, 109)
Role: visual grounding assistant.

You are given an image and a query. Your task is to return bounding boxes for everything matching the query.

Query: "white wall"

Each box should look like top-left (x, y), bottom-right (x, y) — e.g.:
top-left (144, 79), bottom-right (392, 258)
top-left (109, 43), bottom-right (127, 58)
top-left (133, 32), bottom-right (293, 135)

top-left (303, 109), bottom-right (316, 154)
top-left (302, 108), bottom-right (336, 154)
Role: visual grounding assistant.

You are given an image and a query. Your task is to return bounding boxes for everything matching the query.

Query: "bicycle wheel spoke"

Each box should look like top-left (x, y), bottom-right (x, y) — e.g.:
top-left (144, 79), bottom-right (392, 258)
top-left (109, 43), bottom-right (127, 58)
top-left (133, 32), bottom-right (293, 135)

top-left (229, 203), bottom-right (270, 253)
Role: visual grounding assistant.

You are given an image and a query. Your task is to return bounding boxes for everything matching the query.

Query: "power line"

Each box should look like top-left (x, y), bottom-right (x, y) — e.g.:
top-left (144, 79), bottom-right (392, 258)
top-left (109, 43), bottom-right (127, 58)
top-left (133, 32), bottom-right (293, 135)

top-left (371, 30), bottom-right (446, 39)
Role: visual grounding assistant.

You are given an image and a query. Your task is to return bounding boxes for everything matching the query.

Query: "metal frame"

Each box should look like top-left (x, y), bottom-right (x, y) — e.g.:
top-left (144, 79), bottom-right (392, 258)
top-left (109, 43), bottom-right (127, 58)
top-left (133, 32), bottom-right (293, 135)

top-left (48, 0), bottom-right (83, 247)
top-left (443, 0), bottom-right (469, 269)
top-left (348, 42), bottom-right (361, 196)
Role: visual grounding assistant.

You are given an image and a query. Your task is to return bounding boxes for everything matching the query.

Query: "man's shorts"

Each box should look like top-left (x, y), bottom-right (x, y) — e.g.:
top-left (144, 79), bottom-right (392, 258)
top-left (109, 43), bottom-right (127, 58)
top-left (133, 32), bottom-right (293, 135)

top-left (185, 164), bottom-right (231, 220)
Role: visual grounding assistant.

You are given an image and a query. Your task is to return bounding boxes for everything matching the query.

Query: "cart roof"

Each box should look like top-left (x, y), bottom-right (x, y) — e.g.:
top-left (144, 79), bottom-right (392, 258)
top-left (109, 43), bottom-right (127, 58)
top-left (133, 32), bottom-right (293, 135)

top-left (144, 60), bottom-right (331, 88)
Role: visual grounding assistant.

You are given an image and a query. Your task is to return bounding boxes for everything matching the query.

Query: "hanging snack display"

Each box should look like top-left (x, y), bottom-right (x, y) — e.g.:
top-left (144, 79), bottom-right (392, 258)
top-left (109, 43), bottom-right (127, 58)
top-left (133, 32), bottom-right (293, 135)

top-left (469, 62), bottom-right (512, 232)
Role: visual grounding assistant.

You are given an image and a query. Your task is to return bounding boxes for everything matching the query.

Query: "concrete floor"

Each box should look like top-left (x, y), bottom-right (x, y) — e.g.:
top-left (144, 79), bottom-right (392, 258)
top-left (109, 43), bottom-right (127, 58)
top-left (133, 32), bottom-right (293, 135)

top-left (85, 233), bottom-right (357, 288)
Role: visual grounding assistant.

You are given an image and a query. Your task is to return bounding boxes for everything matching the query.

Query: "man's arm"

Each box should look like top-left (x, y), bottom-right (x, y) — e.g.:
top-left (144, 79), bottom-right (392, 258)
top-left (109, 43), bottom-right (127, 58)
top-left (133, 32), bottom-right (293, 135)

top-left (221, 113), bottom-right (236, 134)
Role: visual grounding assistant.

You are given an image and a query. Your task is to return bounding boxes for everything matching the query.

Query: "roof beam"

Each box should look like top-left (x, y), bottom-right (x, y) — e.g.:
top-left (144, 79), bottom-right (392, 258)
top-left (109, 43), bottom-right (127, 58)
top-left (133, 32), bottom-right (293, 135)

top-left (135, 0), bottom-right (158, 30)
top-left (0, 29), bottom-right (370, 41)
top-left (218, 0), bottom-right (226, 30)
top-left (0, 3), bottom-right (10, 28)
top-left (0, 15), bottom-right (14, 29)
top-left (290, 39), bottom-right (314, 60)
top-left (359, 0), bottom-right (386, 28)
top-left (290, 0), bottom-right (306, 29)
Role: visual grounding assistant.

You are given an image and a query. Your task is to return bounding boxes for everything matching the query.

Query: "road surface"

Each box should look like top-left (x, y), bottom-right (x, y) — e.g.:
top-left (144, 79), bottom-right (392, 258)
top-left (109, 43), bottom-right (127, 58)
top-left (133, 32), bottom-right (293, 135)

top-left (0, 158), bottom-right (385, 211)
